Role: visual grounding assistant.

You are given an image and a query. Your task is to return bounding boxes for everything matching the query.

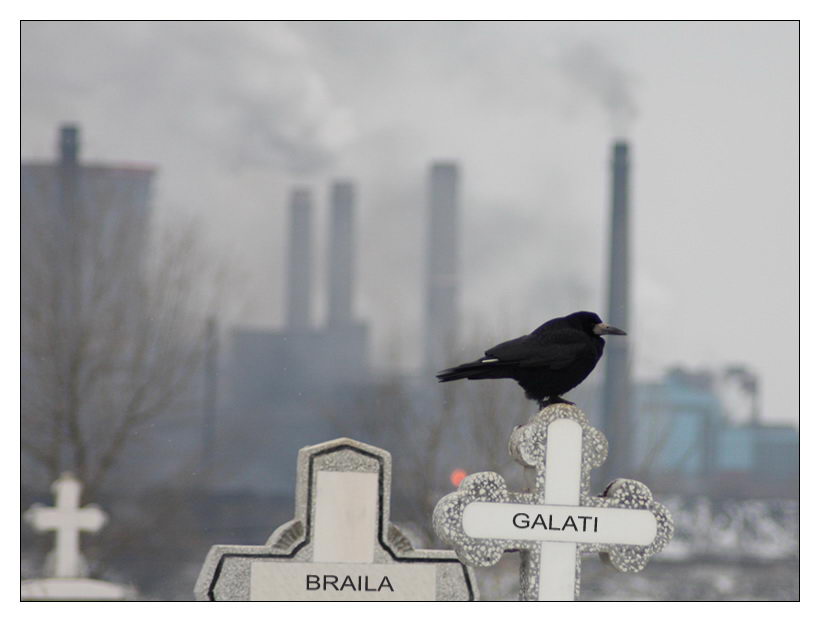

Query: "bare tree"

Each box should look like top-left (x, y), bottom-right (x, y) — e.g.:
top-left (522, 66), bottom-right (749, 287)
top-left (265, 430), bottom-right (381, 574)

top-left (21, 166), bottom-right (225, 501)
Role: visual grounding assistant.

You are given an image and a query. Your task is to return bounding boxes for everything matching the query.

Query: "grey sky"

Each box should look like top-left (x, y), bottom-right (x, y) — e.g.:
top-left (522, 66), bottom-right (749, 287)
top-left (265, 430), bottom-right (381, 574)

top-left (21, 21), bottom-right (798, 424)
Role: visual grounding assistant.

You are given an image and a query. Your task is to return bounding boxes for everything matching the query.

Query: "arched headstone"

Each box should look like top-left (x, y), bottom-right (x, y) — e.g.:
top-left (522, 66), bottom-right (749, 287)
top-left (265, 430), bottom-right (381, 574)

top-left (196, 437), bottom-right (477, 601)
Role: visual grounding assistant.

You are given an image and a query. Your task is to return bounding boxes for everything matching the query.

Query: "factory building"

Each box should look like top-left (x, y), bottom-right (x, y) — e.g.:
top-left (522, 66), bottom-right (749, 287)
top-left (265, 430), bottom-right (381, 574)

top-left (21, 124), bottom-right (163, 490)
top-left (629, 367), bottom-right (797, 499)
top-left (224, 181), bottom-right (370, 494)
top-left (21, 125), bottom-right (155, 281)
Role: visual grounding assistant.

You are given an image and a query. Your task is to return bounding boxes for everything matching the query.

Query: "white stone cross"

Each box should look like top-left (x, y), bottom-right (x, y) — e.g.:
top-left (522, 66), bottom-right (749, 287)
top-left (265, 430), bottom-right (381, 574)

top-left (195, 437), bottom-right (477, 601)
top-left (24, 472), bottom-right (107, 579)
top-left (434, 404), bottom-right (673, 601)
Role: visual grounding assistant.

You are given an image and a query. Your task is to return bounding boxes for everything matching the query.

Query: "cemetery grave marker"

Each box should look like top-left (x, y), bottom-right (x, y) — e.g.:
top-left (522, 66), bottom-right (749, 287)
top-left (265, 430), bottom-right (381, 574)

top-left (195, 437), bottom-right (477, 601)
top-left (434, 403), bottom-right (673, 601)
top-left (21, 472), bottom-right (137, 600)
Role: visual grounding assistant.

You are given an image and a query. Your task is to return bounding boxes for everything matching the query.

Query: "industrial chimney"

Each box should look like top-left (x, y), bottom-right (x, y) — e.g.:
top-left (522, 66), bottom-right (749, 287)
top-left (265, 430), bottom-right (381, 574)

top-left (601, 141), bottom-right (632, 480)
top-left (58, 125), bottom-right (80, 216)
top-left (59, 124), bottom-right (79, 165)
top-left (285, 188), bottom-right (314, 331)
top-left (425, 161), bottom-right (459, 372)
top-left (327, 181), bottom-right (355, 326)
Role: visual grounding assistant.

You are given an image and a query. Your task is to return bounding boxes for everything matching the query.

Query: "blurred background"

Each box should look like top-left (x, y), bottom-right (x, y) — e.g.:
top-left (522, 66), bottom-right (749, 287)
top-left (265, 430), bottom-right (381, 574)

top-left (20, 21), bottom-right (798, 600)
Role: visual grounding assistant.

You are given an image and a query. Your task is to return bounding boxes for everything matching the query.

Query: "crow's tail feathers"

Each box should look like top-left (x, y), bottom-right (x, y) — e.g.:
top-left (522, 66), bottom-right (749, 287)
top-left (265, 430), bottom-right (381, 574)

top-left (436, 358), bottom-right (510, 382)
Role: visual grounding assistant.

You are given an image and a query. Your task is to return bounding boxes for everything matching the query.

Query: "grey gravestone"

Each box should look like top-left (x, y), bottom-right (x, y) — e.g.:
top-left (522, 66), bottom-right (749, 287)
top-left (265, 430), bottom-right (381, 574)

top-left (195, 437), bottom-right (477, 601)
top-left (433, 403), bottom-right (673, 601)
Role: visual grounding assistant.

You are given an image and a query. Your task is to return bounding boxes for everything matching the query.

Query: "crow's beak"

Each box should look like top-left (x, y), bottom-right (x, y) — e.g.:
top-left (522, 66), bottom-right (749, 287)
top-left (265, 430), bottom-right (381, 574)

top-left (594, 322), bottom-right (627, 336)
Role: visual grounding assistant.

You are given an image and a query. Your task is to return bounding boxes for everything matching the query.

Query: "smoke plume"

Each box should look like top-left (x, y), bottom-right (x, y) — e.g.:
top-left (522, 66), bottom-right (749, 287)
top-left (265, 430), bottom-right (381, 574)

top-left (21, 22), bottom-right (355, 175)
top-left (558, 42), bottom-right (638, 136)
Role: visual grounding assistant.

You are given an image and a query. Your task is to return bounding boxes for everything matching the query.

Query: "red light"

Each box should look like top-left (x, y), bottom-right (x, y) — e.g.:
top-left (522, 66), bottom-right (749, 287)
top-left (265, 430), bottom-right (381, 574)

top-left (450, 468), bottom-right (467, 487)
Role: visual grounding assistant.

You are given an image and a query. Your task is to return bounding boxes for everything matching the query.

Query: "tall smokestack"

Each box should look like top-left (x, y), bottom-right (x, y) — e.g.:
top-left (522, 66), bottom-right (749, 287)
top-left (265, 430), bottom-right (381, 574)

top-left (59, 124), bottom-right (79, 166)
top-left (58, 125), bottom-right (80, 217)
top-left (286, 188), bottom-right (314, 331)
top-left (425, 161), bottom-right (459, 371)
top-left (601, 141), bottom-right (632, 480)
top-left (327, 181), bottom-right (355, 326)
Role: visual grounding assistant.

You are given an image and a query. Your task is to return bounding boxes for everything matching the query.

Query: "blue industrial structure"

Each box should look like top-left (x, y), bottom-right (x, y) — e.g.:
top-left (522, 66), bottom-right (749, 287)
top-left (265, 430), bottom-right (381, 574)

top-left (628, 367), bottom-right (797, 498)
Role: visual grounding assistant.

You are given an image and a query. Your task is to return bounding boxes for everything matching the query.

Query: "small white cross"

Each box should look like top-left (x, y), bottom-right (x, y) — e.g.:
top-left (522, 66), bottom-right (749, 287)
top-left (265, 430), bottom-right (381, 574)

top-left (24, 473), bottom-right (107, 578)
top-left (434, 404), bottom-right (673, 601)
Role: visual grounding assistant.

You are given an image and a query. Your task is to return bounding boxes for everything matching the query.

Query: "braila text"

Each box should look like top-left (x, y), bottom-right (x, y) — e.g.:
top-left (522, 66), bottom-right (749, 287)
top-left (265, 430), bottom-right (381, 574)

top-left (512, 512), bottom-right (598, 532)
top-left (249, 562), bottom-right (436, 600)
top-left (306, 574), bottom-right (394, 592)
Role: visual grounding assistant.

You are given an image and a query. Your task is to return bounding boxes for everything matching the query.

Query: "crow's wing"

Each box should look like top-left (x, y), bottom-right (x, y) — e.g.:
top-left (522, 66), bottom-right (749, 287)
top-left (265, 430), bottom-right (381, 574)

top-left (485, 331), bottom-right (590, 370)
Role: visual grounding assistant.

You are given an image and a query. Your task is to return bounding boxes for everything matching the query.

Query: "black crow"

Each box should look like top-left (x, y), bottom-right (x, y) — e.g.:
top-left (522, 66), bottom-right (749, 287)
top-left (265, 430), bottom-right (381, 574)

top-left (436, 311), bottom-right (626, 406)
